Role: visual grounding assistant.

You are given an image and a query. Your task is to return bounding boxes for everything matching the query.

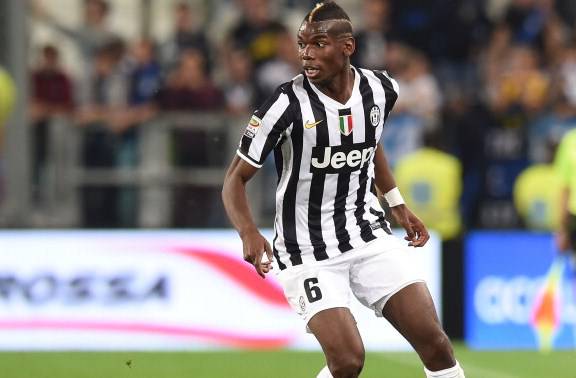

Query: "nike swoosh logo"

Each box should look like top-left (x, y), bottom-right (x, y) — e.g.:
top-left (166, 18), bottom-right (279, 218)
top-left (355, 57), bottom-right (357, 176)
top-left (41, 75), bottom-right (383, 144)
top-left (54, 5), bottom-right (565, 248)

top-left (304, 120), bottom-right (323, 129)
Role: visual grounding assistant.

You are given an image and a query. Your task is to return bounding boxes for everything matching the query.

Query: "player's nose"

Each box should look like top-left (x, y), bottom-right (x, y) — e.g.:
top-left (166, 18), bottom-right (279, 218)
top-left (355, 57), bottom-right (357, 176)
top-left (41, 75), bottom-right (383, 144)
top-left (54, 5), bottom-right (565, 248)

top-left (300, 46), bottom-right (314, 60)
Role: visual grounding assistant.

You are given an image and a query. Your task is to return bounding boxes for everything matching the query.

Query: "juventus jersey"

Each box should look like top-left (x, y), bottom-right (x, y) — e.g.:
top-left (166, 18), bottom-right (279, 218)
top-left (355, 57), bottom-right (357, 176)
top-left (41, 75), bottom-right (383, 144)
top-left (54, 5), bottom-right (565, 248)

top-left (237, 66), bottom-right (399, 270)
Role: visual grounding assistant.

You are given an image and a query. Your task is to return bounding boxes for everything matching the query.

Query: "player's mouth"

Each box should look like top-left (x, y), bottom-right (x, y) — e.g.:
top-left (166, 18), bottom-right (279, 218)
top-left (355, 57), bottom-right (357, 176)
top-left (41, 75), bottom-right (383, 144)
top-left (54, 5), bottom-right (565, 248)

top-left (303, 66), bottom-right (321, 79)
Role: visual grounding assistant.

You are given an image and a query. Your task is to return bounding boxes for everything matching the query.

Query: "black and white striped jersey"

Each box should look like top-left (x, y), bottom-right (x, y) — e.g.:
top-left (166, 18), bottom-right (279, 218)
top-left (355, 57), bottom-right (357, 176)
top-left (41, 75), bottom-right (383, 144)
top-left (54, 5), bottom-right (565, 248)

top-left (237, 66), bottom-right (399, 270)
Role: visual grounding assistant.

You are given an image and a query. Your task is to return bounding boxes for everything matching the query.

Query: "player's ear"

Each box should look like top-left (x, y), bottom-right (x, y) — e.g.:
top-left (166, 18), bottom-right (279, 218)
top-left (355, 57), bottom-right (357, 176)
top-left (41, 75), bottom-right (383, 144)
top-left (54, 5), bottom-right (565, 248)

top-left (342, 37), bottom-right (355, 57)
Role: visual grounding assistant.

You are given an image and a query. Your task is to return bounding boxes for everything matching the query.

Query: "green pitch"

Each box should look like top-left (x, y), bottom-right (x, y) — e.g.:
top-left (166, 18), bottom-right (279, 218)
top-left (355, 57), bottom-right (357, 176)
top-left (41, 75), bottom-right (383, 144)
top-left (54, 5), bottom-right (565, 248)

top-left (0, 343), bottom-right (574, 378)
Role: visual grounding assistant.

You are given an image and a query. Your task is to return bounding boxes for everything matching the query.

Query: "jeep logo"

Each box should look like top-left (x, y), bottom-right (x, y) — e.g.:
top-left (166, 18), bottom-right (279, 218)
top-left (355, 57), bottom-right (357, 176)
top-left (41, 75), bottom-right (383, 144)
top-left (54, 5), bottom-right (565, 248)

top-left (310, 142), bottom-right (375, 174)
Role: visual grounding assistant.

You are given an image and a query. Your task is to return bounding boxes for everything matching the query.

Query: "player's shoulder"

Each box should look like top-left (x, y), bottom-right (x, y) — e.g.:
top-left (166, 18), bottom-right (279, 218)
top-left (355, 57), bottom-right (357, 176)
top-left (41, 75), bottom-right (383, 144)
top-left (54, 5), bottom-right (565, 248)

top-left (272, 74), bottom-right (304, 96)
top-left (254, 75), bottom-right (303, 120)
top-left (357, 67), bottom-right (399, 95)
top-left (356, 66), bottom-right (394, 79)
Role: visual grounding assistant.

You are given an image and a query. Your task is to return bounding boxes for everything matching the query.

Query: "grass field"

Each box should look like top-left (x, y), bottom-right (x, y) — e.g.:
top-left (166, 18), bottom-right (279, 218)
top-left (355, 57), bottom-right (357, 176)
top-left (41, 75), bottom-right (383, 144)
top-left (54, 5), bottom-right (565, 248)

top-left (0, 343), bottom-right (574, 378)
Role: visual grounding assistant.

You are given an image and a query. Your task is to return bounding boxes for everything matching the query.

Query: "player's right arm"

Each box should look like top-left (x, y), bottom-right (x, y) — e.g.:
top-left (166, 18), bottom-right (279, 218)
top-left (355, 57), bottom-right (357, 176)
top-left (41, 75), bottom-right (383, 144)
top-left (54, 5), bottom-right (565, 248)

top-left (222, 156), bottom-right (273, 278)
top-left (223, 82), bottom-right (293, 276)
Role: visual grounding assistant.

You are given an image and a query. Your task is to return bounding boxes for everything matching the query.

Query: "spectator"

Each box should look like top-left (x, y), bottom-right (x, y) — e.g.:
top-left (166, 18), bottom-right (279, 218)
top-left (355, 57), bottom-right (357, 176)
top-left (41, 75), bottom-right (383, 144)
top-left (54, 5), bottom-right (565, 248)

top-left (427, 0), bottom-right (489, 109)
top-left (379, 44), bottom-right (433, 167)
top-left (393, 47), bottom-right (442, 129)
top-left (527, 44), bottom-right (576, 164)
top-left (112, 40), bottom-right (163, 131)
top-left (33, 0), bottom-right (119, 76)
top-left (226, 0), bottom-right (287, 67)
top-left (555, 44), bottom-right (576, 115)
top-left (127, 39), bottom-right (161, 107)
top-left (29, 45), bottom-right (74, 204)
top-left (255, 31), bottom-right (300, 103)
top-left (541, 13), bottom-right (570, 67)
top-left (159, 1), bottom-right (211, 73)
top-left (30, 45), bottom-right (74, 120)
top-left (154, 49), bottom-right (225, 228)
top-left (502, 0), bottom-right (550, 49)
top-left (352, 0), bottom-right (391, 70)
top-left (20, 0), bottom-right (576, 232)
top-left (76, 38), bottom-right (129, 131)
top-left (483, 24), bottom-right (513, 89)
top-left (153, 48), bottom-right (224, 166)
top-left (223, 49), bottom-right (255, 116)
top-left (75, 39), bottom-right (137, 228)
top-left (155, 49), bottom-right (223, 111)
top-left (388, 0), bottom-right (436, 55)
top-left (487, 45), bottom-right (550, 118)
top-left (382, 40), bottom-right (409, 76)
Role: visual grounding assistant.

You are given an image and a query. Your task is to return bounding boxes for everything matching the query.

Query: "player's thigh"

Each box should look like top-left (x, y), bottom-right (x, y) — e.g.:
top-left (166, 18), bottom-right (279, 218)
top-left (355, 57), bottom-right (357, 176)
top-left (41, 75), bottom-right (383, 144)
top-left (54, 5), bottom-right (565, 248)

top-left (349, 236), bottom-right (424, 317)
top-left (276, 262), bottom-right (351, 326)
top-left (307, 307), bottom-right (364, 363)
top-left (381, 281), bottom-right (444, 346)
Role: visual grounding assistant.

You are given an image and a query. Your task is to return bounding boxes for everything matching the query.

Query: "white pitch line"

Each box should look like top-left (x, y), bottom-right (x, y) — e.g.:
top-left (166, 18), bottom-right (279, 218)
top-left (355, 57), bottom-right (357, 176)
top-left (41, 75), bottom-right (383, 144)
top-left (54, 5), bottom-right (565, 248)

top-left (377, 352), bottom-right (520, 378)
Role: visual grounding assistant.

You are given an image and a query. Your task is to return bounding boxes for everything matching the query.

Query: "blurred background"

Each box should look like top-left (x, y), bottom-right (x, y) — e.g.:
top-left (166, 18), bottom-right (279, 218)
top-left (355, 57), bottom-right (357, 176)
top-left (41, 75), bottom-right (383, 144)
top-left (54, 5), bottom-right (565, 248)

top-left (0, 0), bottom-right (575, 376)
top-left (3, 0), bottom-right (575, 231)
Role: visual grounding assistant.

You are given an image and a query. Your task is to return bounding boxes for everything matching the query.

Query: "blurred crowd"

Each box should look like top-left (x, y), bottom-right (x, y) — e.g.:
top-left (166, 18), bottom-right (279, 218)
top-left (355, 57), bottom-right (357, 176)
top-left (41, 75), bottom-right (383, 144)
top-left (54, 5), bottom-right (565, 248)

top-left (26, 0), bottom-right (576, 233)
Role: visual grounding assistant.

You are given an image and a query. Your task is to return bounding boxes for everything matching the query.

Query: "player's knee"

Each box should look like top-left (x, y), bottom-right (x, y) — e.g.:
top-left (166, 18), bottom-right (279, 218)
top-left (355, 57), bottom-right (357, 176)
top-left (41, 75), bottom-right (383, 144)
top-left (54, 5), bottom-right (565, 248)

top-left (420, 332), bottom-right (455, 369)
top-left (328, 352), bottom-right (364, 378)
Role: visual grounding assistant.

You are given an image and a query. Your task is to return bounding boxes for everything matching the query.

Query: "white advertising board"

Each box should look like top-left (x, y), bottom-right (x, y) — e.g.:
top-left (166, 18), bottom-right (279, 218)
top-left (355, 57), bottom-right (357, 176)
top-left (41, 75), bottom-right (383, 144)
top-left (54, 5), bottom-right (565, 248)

top-left (0, 230), bottom-right (440, 351)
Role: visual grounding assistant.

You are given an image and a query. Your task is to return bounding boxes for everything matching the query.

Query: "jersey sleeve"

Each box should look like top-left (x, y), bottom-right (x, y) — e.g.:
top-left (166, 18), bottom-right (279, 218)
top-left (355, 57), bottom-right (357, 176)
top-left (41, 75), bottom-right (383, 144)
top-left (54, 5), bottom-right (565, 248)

top-left (237, 84), bottom-right (293, 168)
top-left (373, 70), bottom-right (399, 119)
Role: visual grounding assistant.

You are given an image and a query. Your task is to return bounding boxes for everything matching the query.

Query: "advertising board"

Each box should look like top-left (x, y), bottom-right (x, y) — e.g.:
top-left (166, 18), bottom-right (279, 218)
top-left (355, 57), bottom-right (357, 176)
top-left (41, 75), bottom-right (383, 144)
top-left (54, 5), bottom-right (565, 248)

top-left (0, 230), bottom-right (440, 350)
top-left (465, 232), bottom-right (576, 349)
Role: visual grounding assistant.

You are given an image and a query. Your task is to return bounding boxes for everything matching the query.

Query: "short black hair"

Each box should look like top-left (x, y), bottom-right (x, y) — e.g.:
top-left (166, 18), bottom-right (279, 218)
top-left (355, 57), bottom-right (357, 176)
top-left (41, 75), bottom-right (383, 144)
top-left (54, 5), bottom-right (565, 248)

top-left (304, 1), bottom-right (351, 23)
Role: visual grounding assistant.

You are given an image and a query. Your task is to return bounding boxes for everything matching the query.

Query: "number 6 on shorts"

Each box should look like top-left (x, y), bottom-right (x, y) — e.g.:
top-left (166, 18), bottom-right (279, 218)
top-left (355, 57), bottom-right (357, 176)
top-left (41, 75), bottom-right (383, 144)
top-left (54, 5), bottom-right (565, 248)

top-left (303, 278), bottom-right (322, 302)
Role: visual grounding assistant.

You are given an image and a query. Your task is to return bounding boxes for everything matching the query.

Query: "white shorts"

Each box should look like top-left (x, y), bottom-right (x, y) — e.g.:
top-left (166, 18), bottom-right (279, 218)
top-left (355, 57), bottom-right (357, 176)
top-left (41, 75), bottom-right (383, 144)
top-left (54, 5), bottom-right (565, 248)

top-left (276, 234), bottom-right (425, 328)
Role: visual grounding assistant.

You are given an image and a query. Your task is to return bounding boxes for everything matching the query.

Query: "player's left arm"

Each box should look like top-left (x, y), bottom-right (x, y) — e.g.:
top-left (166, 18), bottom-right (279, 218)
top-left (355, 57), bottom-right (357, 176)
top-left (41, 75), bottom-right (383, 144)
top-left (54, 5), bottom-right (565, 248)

top-left (373, 144), bottom-right (430, 247)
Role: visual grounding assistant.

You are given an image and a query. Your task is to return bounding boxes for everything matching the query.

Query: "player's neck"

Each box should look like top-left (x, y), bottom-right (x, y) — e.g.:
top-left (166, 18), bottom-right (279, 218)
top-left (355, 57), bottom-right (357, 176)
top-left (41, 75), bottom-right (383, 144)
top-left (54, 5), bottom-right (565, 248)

top-left (315, 65), bottom-right (354, 105)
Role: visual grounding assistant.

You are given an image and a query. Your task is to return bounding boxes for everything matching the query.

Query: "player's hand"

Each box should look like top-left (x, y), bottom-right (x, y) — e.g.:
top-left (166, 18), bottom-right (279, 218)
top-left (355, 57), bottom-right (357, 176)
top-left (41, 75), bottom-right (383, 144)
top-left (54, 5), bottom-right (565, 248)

top-left (240, 228), bottom-right (274, 278)
top-left (390, 204), bottom-right (430, 247)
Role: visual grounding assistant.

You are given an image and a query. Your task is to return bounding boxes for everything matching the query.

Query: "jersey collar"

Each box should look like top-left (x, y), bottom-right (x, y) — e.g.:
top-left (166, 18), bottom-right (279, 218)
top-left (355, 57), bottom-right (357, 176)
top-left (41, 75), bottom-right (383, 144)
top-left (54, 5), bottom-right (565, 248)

top-left (307, 66), bottom-right (361, 109)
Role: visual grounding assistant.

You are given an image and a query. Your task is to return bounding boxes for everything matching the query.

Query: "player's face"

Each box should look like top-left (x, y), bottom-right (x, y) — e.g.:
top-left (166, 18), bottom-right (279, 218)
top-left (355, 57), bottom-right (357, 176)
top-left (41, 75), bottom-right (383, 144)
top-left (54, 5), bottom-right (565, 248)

top-left (297, 22), bottom-right (351, 84)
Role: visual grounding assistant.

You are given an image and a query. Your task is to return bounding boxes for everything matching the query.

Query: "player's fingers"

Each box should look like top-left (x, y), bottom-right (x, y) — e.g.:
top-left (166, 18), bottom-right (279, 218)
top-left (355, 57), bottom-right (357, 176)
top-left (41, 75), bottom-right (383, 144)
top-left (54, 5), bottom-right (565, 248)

top-left (243, 253), bottom-right (255, 264)
top-left (404, 223), bottom-right (416, 245)
top-left (412, 223), bottom-right (430, 247)
top-left (264, 240), bottom-right (274, 262)
top-left (253, 250), bottom-right (265, 278)
top-left (261, 262), bottom-right (272, 273)
top-left (421, 228), bottom-right (430, 245)
top-left (255, 264), bottom-right (265, 278)
top-left (243, 245), bottom-right (256, 264)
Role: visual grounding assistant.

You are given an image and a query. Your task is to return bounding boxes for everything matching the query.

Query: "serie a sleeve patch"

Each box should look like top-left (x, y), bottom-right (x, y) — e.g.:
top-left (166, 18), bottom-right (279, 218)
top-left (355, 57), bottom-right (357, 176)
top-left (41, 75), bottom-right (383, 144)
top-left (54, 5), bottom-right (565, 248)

top-left (243, 115), bottom-right (262, 139)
